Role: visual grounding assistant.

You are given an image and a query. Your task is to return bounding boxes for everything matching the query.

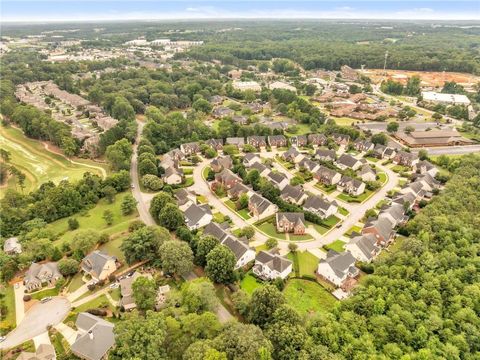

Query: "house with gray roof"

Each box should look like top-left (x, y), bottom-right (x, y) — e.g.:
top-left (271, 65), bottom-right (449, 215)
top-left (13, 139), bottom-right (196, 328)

top-left (266, 171), bottom-right (289, 190)
top-left (206, 138), bottom-right (224, 151)
top-left (414, 160), bottom-right (438, 177)
top-left (221, 237), bottom-right (255, 269)
top-left (119, 272), bottom-right (142, 311)
top-left (180, 142), bottom-right (201, 156)
top-left (71, 312), bottom-right (115, 360)
top-left (253, 250), bottom-right (293, 280)
top-left (307, 133), bottom-right (327, 147)
top-left (3, 237), bottom-right (22, 255)
top-left (315, 148), bottom-right (336, 162)
top-left (175, 188), bottom-right (196, 211)
top-left (393, 192), bottom-right (416, 210)
top-left (214, 168), bottom-right (241, 189)
top-left (280, 184), bottom-right (307, 205)
top-left (203, 222), bottom-right (229, 242)
top-left (314, 165), bottom-right (341, 186)
top-left (248, 193), bottom-right (277, 220)
top-left (291, 135), bottom-right (307, 147)
top-left (211, 155), bottom-right (233, 173)
top-left (227, 182), bottom-right (250, 200)
top-left (276, 213), bottom-right (306, 234)
top-left (243, 153), bottom-right (261, 167)
top-left (225, 137), bottom-right (245, 148)
top-left (184, 203), bottom-right (213, 230)
top-left (282, 147), bottom-right (304, 163)
top-left (81, 251), bottom-right (117, 282)
top-left (24, 262), bottom-right (62, 292)
top-left (359, 164), bottom-right (376, 182)
top-left (297, 157), bottom-right (320, 173)
top-left (267, 135), bottom-right (287, 148)
top-left (393, 150), bottom-right (419, 168)
top-left (353, 139), bottom-right (374, 153)
top-left (378, 203), bottom-right (407, 227)
top-left (250, 161), bottom-right (270, 177)
top-left (345, 234), bottom-right (380, 262)
top-left (303, 195), bottom-right (338, 219)
top-left (247, 136), bottom-right (267, 150)
top-left (317, 251), bottom-right (359, 288)
top-left (17, 344), bottom-right (55, 360)
top-left (163, 166), bottom-right (184, 185)
top-left (335, 153), bottom-right (362, 170)
top-left (362, 217), bottom-right (395, 247)
top-left (337, 176), bottom-right (365, 196)
top-left (373, 144), bottom-right (387, 159)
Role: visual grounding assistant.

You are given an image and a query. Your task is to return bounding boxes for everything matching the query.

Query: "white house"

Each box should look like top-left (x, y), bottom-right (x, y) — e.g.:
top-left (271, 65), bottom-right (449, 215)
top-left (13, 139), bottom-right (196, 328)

top-left (221, 237), bottom-right (255, 269)
top-left (184, 203), bottom-right (213, 230)
top-left (345, 234), bottom-right (380, 262)
top-left (317, 251), bottom-right (359, 287)
top-left (253, 250), bottom-right (293, 280)
top-left (303, 195), bottom-right (338, 219)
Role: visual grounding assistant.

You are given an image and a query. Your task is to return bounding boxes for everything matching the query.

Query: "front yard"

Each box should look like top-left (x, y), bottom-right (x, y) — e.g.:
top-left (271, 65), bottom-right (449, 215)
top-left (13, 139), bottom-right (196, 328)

top-left (325, 240), bottom-right (346, 252)
top-left (345, 225), bottom-right (363, 236)
top-left (337, 189), bottom-right (373, 203)
top-left (283, 279), bottom-right (337, 316)
top-left (224, 199), bottom-right (251, 220)
top-left (314, 182), bottom-right (337, 194)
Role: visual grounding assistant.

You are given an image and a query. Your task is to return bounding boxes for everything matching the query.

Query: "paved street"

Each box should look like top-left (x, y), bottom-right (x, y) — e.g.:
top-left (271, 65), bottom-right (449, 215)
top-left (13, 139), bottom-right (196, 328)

top-left (0, 297), bottom-right (71, 350)
top-left (412, 145), bottom-right (480, 156)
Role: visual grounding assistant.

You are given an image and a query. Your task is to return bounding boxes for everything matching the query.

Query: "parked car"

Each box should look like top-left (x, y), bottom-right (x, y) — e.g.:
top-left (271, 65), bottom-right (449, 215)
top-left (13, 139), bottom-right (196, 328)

top-left (0, 336), bottom-right (6, 342)
top-left (40, 297), bottom-right (52, 303)
top-left (109, 283), bottom-right (119, 289)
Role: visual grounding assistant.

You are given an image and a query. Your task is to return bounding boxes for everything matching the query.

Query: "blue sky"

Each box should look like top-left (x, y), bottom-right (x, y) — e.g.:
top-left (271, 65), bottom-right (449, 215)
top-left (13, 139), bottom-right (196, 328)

top-left (2, 1), bottom-right (479, 22)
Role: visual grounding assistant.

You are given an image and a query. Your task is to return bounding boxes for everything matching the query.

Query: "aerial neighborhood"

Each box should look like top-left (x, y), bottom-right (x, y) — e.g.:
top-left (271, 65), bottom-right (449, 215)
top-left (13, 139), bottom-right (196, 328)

top-left (0, 15), bottom-right (479, 360)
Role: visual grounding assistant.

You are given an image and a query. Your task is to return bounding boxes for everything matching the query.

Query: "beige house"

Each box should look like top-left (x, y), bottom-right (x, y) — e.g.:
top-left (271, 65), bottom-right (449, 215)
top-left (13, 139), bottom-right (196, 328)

top-left (81, 251), bottom-right (117, 281)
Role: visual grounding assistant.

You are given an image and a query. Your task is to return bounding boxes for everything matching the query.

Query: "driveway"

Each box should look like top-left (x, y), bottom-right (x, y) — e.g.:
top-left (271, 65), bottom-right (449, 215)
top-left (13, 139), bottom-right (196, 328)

top-left (54, 323), bottom-right (77, 346)
top-left (33, 332), bottom-right (52, 349)
top-left (13, 282), bottom-right (25, 325)
top-left (0, 297), bottom-right (71, 350)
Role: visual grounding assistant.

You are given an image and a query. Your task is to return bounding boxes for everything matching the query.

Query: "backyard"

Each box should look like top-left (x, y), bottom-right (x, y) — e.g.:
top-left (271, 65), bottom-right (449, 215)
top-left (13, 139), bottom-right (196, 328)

top-left (240, 273), bottom-right (264, 295)
top-left (0, 285), bottom-right (15, 333)
top-left (283, 279), bottom-right (336, 316)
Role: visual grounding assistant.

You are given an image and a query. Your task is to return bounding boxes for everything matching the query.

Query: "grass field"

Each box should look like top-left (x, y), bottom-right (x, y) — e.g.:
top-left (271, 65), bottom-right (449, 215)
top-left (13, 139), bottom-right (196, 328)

top-left (49, 192), bottom-right (138, 246)
top-left (0, 126), bottom-right (108, 197)
top-left (224, 199), bottom-right (251, 220)
top-left (240, 273), bottom-right (263, 295)
top-left (284, 279), bottom-right (336, 315)
top-left (314, 182), bottom-right (337, 194)
top-left (30, 287), bottom-right (59, 300)
top-left (297, 251), bottom-right (319, 277)
top-left (325, 240), bottom-right (346, 252)
top-left (67, 273), bottom-right (85, 293)
top-left (73, 294), bottom-right (114, 314)
top-left (99, 234), bottom-right (128, 262)
top-left (377, 172), bottom-right (387, 184)
top-left (0, 285), bottom-right (16, 332)
top-left (257, 222), bottom-right (287, 240)
top-left (333, 117), bottom-right (357, 126)
top-left (337, 189), bottom-right (373, 203)
top-left (346, 225), bottom-right (363, 236)
top-left (338, 207), bottom-right (349, 216)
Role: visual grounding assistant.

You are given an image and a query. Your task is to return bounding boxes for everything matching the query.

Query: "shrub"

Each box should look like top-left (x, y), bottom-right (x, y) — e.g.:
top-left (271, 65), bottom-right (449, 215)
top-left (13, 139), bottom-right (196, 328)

top-left (68, 218), bottom-right (79, 230)
top-left (142, 174), bottom-right (164, 191)
top-left (87, 308), bottom-right (107, 316)
top-left (128, 220), bottom-right (146, 232)
top-left (23, 294), bottom-right (31, 302)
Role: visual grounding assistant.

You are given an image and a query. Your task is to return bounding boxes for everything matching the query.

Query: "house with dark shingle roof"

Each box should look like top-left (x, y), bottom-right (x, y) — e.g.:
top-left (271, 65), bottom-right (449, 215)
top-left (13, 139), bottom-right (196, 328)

top-left (24, 262), bottom-right (62, 292)
top-left (307, 133), bottom-right (327, 147)
top-left (291, 135), bottom-right (307, 147)
top-left (414, 161), bottom-right (438, 177)
top-left (180, 142), bottom-right (201, 156)
top-left (353, 139), bottom-right (374, 152)
top-left (203, 222), bottom-right (230, 242)
top-left (267, 135), bottom-right (287, 148)
top-left (297, 157), bottom-right (320, 173)
top-left (253, 250), bottom-right (293, 280)
top-left (362, 217), bottom-right (395, 247)
top-left (250, 161), bottom-right (270, 177)
top-left (335, 153), bottom-right (362, 170)
top-left (317, 250), bottom-right (359, 287)
top-left (393, 150), bottom-right (419, 168)
top-left (71, 312), bottom-right (115, 360)
top-left (359, 164), bottom-right (376, 182)
top-left (214, 169), bottom-right (241, 190)
top-left (266, 171), bottom-right (289, 190)
top-left (227, 182), bottom-right (250, 200)
top-left (119, 272), bottom-right (142, 311)
top-left (280, 185), bottom-right (307, 205)
top-left (331, 133), bottom-right (351, 146)
top-left (247, 136), bottom-right (267, 150)
top-left (211, 155), bottom-right (233, 173)
top-left (282, 147), bottom-right (304, 163)
top-left (163, 166), bottom-right (184, 185)
top-left (378, 203), bottom-right (407, 227)
top-left (184, 203), bottom-right (213, 230)
top-left (206, 138), bottom-right (224, 151)
top-left (221, 238), bottom-right (255, 269)
top-left (81, 251), bottom-right (117, 282)
top-left (345, 234), bottom-right (380, 263)
top-left (337, 176), bottom-right (365, 196)
top-left (248, 193), bottom-right (277, 220)
top-left (225, 137), bottom-right (245, 148)
top-left (276, 213), bottom-right (306, 234)
top-left (373, 144), bottom-right (387, 159)
top-left (175, 188), bottom-right (196, 211)
top-left (392, 192), bottom-right (416, 210)
top-left (303, 195), bottom-right (338, 219)
top-left (314, 149), bottom-right (336, 162)
top-left (243, 153), bottom-right (261, 167)
top-left (314, 165), bottom-right (341, 186)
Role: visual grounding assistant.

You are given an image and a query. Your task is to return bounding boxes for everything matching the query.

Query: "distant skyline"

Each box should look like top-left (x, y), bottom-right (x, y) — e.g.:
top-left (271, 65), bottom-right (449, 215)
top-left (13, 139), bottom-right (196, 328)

top-left (2, 1), bottom-right (479, 22)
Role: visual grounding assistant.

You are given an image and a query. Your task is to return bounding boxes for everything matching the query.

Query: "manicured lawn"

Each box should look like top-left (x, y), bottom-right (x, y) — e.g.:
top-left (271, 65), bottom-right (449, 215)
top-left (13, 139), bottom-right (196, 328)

top-left (202, 166), bottom-right (211, 180)
top-left (398, 179), bottom-right (408, 187)
top-left (240, 273), bottom-right (263, 295)
top-left (73, 294), bottom-right (114, 313)
top-left (0, 285), bottom-right (16, 332)
top-left (196, 195), bottom-right (208, 204)
top-left (49, 330), bottom-right (69, 358)
top-left (0, 126), bottom-right (108, 197)
top-left (376, 199), bottom-right (389, 209)
top-left (67, 273), bottom-right (85, 293)
top-left (338, 207), bottom-right (349, 216)
top-left (337, 189), bottom-right (373, 203)
top-left (183, 177), bottom-right (194, 187)
top-left (314, 182), bottom-right (337, 194)
top-left (255, 244), bottom-right (268, 253)
top-left (365, 156), bottom-right (379, 163)
top-left (345, 225), bottom-right (363, 236)
top-left (377, 172), bottom-right (387, 184)
top-left (30, 287), bottom-right (60, 300)
top-left (310, 223), bottom-right (329, 235)
top-left (224, 200), bottom-right (251, 219)
top-left (257, 222), bottom-right (287, 240)
top-left (183, 168), bottom-right (193, 175)
top-left (99, 235), bottom-right (127, 262)
top-left (325, 240), bottom-right (346, 252)
top-left (333, 117), bottom-right (357, 126)
top-left (284, 279), bottom-right (336, 315)
top-left (109, 288), bottom-right (121, 301)
top-left (297, 251), bottom-right (320, 277)
top-left (225, 199), bottom-right (236, 210)
top-left (289, 233), bottom-right (314, 241)
top-left (213, 212), bottom-right (226, 223)
top-left (49, 191), bottom-right (138, 246)
top-left (392, 165), bottom-right (409, 173)
top-left (323, 215), bottom-right (341, 228)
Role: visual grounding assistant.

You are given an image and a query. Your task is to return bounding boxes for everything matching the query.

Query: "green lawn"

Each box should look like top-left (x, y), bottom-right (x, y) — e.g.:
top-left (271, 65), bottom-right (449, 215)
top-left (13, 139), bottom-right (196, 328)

top-left (337, 189), bottom-right (373, 203)
top-left (67, 273), bottom-right (85, 293)
top-left (224, 200), bottom-right (251, 220)
top-left (257, 222), bottom-right (287, 240)
top-left (73, 294), bottom-right (114, 313)
top-left (240, 273), bottom-right (263, 295)
top-left (50, 191), bottom-right (138, 246)
top-left (213, 212), bottom-right (226, 223)
top-left (109, 288), bottom-right (121, 301)
top-left (297, 251), bottom-right (320, 277)
top-left (202, 166), bottom-right (211, 180)
top-left (0, 285), bottom-right (16, 332)
top-left (289, 233), bottom-right (314, 241)
top-left (338, 207), bottom-right (349, 216)
top-left (377, 172), bottom-right (387, 184)
top-left (365, 156), bottom-right (379, 163)
top-left (196, 195), bottom-right (208, 204)
top-left (255, 244), bottom-right (268, 253)
top-left (310, 223), bottom-right (329, 235)
top-left (99, 235), bottom-right (127, 262)
top-left (323, 215), bottom-right (341, 228)
top-left (30, 287), bottom-right (60, 300)
top-left (333, 117), bottom-right (357, 126)
top-left (284, 279), bottom-right (337, 316)
top-left (0, 126), bottom-right (108, 198)
top-left (314, 182), bottom-right (337, 194)
top-left (325, 240), bottom-right (346, 252)
top-left (376, 199), bottom-right (389, 209)
top-left (392, 165), bottom-right (409, 173)
top-left (183, 168), bottom-right (193, 175)
top-left (49, 330), bottom-right (69, 359)
top-left (345, 225), bottom-right (363, 236)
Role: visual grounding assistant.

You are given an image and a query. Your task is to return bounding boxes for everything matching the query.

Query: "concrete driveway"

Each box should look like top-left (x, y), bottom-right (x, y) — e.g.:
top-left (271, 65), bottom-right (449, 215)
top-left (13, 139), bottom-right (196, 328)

top-left (0, 297), bottom-right (71, 350)
top-left (13, 282), bottom-right (25, 325)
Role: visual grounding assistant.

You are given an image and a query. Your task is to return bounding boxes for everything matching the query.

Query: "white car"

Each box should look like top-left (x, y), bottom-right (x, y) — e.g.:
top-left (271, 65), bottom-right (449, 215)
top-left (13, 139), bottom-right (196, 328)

top-left (109, 283), bottom-right (119, 289)
top-left (40, 297), bottom-right (52, 303)
top-left (0, 336), bottom-right (6, 342)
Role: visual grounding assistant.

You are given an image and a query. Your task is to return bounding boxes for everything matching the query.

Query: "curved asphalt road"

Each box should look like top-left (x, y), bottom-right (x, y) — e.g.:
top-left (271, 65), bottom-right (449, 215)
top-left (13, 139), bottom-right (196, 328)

top-left (0, 297), bottom-right (71, 350)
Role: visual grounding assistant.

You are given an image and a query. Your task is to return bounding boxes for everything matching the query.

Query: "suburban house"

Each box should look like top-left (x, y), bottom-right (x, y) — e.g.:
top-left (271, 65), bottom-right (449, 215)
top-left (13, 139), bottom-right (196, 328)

top-left (225, 137), bottom-right (245, 149)
top-left (414, 160), bottom-right (438, 177)
top-left (209, 95), bottom-right (223, 105)
top-left (280, 184), bottom-right (308, 205)
top-left (282, 147), bottom-right (304, 163)
top-left (81, 251), bottom-right (117, 282)
top-left (303, 195), bottom-right (338, 219)
top-left (267, 135), bottom-right (288, 148)
top-left (291, 135), bottom-right (307, 147)
top-left (248, 193), bottom-right (278, 220)
top-left (3, 237), bottom-right (22, 255)
top-left (250, 161), bottom-right (270, 177)
top-left (214, 169), bottom-right (242, 190)
top-left (315, 165), bottom-right (342, 186)
top-left (384, 147), bottom-right (397, 159)
top-left (373, 144), bottom-right (387, 159)
top-left (227, 182), bottom-right (250, 199)
top-left (163, 166), bottom-right (184, 185)
top-left (232, 115), bottom-right (248, 125)
top-left (335, 153), bottom-right (363, 171)
top-left (378, 203), bottom-right (407, 227)
top-left (353, 139), bottom-right (374, 152)
top-left (297, 157), bottom-right (320, 173)
top-left (211, 155), bottom-right (233, 172)
top-left (345, 233), bottom-right (381, 262)
top-left (175, 188), bottom-right (197, 211)
top-left (253, 250), bottom-right (293, 280)
top-left (317, 250), bottom-right (359, 288)
top-left (203, 222), bottom-right (230, 242)
top-left (337, 176), bottom-right (365, 196)
top-left (24, 262), bottom-right (62, 292)
top-left (119, 272), bottom-right (142, 311)
top-left (167, 149), bottom-right (185, 162)
top-left (213, 106), bottom-right (234, 119)
top-left (184, 203), bottom-right (213, 230)
top-left (266, 171), bottom-right (289, 190)
top-left (221, 237), bottom-right (255, 269)
top-left (308, 133), bottom-right (327, 147)
top-left (243, 153), bottom-right (261, 167)
top-left (247, 136), bottom-right (267, 150)
top-left (332, 133), bottom-right (351, 146)
top-left (17, 344), bottom-right (55, 360)
top-left (71, 312), bottom-right (115, 360)
top-left (180, 142), bottom-right (201, 156)
top-left (393, 150), bottom-right (419, 168)
top-left (206, 138), bottom-right (224, 151)
top-left (359, 164), bottom-right (376, 182)
top-left (400, 181), bottom-right (425, 200)
top-left (393, 192), bottom-right (416, 210)
top-left (245, 102), bottom-right (264, 113)
top-left (362, 217), bottom-right (395, 247)
top-left (315, 149), bottom-right (336, 162)
top-left (415, 173), bottom-right (440, 193)
top-left (276, 212), bottom-right (306, 234)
